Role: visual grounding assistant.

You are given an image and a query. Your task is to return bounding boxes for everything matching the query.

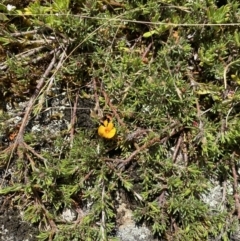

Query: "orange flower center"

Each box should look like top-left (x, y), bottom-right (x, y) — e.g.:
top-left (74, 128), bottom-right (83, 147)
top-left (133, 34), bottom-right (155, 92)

top-left (105, 127), bottom-right (111, 133)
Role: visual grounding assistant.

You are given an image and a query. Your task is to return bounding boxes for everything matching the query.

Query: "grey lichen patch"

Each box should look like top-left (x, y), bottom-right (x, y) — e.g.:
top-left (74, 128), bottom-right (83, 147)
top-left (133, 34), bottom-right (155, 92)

top-left (61, 208), bottom-right (77, 222)
top-left (117, 224), bottom-right (154, 241)
top-left (0, 209), bottom-right (38, 241)
top-left (116, 203), bottom-right (155, 241)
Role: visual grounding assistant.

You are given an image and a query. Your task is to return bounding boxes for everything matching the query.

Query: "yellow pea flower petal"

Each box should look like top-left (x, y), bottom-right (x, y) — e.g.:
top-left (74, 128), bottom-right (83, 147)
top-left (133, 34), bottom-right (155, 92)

top-left (98, 121), bottom-right (116, 139)
top-left (98, 125), bottom-right (106, 137)
top-left (103, 120), bottom-right (109, 127)
top-left (107, 121), bottom-right (114, 130)
top-left (104, 127), bottom-right (116, 139)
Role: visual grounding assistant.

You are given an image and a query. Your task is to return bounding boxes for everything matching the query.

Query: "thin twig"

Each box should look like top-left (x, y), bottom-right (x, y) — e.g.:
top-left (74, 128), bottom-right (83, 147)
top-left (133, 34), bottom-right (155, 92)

top-left (120, 122), bottom-right (183, 166)
top-left (70, 90), bottom-right (79, 146)
top-left (223, 59), bottom-right (240, 89)
top-left (101, 87), bottom-right (125, 127)
top-left (126, 128), bottom-right (150, 142)
top-left (141, 42), bottom-right (153, 62)
top-left (182, 136), bottom-right (188, 166)
top-left (0, 46), bottom-right (52, 70)
top-left (225, 106), bottom-right (234, 128)
top-left (25, 152), bottom-right (36, 173)
top-left (23, 142), bottom-right (47, 163)
top-left (172, 135), bottom-right (182, 162)
top-left (32, 188), bottom-right (58, 236)
top-left (9, 28), bottom-right (52, 37)
top-left (36, 47), bottom-right (67, 115)
top-left (16, 49), bottom-right (60, 144)
top-left (0, 46), bottom-right (48, 70)
top-left (24, 49), bottom-right (55, 65)
top-left (92, 78), bottom-right (102, 118)
top-left (100, 180), bottom-right (107, 241)
top-left (18, 39), bottom-right (54, 46)
top-left (122, 137), bottom-right (161, 164)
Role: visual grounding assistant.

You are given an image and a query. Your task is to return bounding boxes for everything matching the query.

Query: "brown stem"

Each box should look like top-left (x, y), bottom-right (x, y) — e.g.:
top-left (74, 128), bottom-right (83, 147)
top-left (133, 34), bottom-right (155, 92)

top-left (92, 77), bottom-right (102, 118)
top-left (99, 80), bottom-right (125, 127)
top-left (141, 42), bottom-right (153, 60)
top-left (14, 49), bottom-right (61, 147)
top-left (0, 46), bottom-right (45, 70)
top-left (120, 123), bottom-right (183, 167)
top-left (172, 135), bottom-right (182, 162)
top-left (182, 137), bottom-right (188, 166)
top-left (70, 90), bottom-right (79, 145)
top-left (122, 136), bottom-right (161, 164)
top-left (23, 142), bottom-right (47, 163)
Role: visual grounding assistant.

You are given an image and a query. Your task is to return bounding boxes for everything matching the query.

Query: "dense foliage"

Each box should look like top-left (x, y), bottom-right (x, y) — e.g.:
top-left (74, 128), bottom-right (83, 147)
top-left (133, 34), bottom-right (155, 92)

top-left (1, 0), bottom-right (240, 240)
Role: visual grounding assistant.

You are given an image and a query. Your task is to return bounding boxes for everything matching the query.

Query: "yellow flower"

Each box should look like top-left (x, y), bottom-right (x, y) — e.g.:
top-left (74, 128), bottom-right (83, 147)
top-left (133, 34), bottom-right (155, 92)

top-left (98, 120), bottom-right (116, 139)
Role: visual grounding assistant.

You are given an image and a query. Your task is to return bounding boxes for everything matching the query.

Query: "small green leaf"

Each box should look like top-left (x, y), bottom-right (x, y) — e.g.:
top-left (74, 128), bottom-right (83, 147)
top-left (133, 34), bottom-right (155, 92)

top-left (231, 74), bottom-right (240, 85)
top-left (0, 4), bottom-right (7, 12)
top-left (143, 30), bottom-right (157, 38)
top-left (0, 13), bottom-right (8, 21)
